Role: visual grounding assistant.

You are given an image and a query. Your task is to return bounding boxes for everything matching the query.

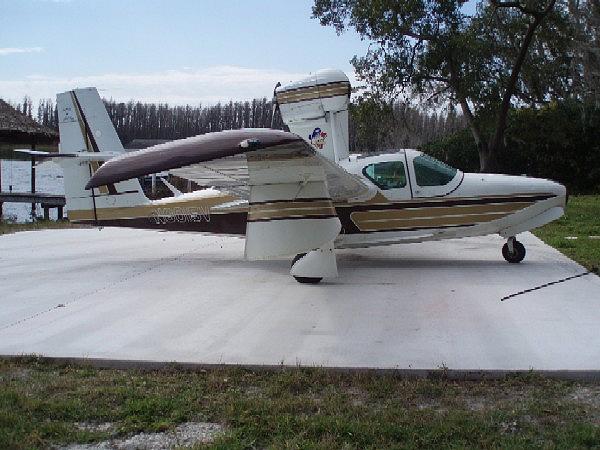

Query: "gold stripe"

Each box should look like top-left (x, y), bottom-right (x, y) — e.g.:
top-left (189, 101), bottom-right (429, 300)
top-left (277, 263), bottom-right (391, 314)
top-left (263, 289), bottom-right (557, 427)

top-left (71, 91), bottom-right (111, 195)
top-left (69, 195), bottom-right (237, 221)
top-left (355, 212), bottom-right (513, 231)
top-left (276, 82), bottom-right (350, 104)
top-left (250, 200), bottom-right (333, 214)
top-left (337, 192), bottom-right (553, 208)
top-left (350, 202), bottom-right (532, 223)
top-left (277, 89), bottom-right (349, 104)
top-left (248, 206), bottom-right (336, 221)
top-left (276, 82), bottom-right (350, 98)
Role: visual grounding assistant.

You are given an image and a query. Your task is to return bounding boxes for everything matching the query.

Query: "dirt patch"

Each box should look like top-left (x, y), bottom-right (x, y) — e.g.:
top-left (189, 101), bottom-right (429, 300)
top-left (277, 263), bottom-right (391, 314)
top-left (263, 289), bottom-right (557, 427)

top-left (568, 386), bottom-right (600, 408)
top-left (60, 422), bottom-right (223, 449)
top-left (75, 422), bottom-right (115, 433)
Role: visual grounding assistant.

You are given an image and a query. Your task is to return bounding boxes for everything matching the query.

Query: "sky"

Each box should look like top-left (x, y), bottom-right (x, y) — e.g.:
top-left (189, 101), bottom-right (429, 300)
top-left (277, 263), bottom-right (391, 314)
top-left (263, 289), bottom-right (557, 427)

top-left (0, 0), bottom-right (372, 106)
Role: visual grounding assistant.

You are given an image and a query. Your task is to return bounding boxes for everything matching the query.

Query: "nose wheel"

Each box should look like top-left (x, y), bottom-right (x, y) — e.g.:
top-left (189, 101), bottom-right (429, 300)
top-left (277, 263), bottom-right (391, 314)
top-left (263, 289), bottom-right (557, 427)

top-left (291, 253), bottom-right (323, 284)
top-left (502, 237), bottom-right (526, 263)
top-left (290, 242), bottom-right (338, 284)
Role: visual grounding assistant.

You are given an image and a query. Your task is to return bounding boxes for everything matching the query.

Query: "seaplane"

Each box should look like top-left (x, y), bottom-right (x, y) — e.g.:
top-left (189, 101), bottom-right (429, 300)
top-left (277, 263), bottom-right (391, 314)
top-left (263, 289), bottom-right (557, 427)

top-left (24, 69), bottom-right (566, 283)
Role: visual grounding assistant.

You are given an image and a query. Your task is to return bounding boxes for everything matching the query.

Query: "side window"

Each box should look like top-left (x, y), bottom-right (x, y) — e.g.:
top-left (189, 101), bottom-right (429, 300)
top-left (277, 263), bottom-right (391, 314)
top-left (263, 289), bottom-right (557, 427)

top-left (363, 161), bottom-right (407, 190)
top-left (413, 154), bottom-right (457, 186)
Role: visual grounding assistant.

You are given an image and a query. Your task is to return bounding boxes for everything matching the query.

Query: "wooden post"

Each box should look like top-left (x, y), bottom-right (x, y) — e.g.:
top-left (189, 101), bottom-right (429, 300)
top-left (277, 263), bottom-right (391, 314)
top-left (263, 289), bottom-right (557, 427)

top-left (0, 158), bottom-right (3, 217)
top-left (31, 154), bottom-right (36, 220)
top-left (43, 205), bottom-right (50, 221)
top-left (57, 205), bottom-right (63, 220)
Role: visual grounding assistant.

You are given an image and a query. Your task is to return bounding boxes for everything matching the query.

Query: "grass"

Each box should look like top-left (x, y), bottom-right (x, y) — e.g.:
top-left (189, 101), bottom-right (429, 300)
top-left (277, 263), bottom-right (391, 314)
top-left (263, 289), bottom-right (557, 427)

top-left (0, 357), bottom-right (599, 449)
top-left (533, 195), bottom-right (600, 272)
top-left (0, 219), bottom-right (79, 236)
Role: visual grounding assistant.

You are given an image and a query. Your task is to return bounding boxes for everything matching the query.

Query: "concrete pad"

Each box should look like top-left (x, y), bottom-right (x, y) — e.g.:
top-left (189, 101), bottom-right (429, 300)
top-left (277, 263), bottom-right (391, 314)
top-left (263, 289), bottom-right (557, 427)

top-left (0, 228), bottom-right (598, 371)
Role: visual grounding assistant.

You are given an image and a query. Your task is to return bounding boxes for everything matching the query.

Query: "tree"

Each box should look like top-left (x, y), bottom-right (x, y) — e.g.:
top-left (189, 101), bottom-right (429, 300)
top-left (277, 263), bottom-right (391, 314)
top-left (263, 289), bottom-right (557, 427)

top-left (568, 0), bottom-right (600, 104)
top-left (313, 0), bottom-right (573, 172)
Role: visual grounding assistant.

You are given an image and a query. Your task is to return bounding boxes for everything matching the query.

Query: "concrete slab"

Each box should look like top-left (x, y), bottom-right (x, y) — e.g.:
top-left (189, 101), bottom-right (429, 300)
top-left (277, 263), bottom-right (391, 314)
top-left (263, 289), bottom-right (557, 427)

top-left (0, 228), bottom-right (598, 371)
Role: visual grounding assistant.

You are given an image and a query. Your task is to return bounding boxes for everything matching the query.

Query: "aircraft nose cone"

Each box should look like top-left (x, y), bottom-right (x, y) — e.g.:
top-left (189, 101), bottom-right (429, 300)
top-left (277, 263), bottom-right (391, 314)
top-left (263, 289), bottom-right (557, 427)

top-left (547, 179), bottom-right (566, 197)
top-left (534, 177), bottom-right (567, 206)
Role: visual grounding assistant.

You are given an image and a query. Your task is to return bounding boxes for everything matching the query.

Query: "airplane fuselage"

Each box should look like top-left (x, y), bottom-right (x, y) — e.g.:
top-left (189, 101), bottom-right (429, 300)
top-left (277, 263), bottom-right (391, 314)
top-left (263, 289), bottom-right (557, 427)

top-left (70, 149), bottom-right (566, 251)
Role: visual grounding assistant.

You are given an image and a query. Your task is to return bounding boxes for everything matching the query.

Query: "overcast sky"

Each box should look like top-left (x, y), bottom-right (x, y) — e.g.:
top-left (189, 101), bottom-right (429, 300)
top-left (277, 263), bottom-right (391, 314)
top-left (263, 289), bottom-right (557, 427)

top-left (1, 0), bottom-right (477, 106)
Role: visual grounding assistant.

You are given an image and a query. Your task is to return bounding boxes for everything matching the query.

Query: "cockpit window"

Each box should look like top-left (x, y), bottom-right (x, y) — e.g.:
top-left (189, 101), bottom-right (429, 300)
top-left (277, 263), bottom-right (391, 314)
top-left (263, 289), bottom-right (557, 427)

top-left (413, 154), bottom-right (457, 186)
top-left (363, 161), bottom-right (407, 190)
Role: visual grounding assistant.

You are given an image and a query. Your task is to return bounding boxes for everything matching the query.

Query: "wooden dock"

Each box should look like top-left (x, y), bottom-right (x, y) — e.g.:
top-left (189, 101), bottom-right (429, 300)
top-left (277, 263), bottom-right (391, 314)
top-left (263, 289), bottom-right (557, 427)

top-left (1, 155), bottom-right (66, 221)
top-left (0, 192), bottom-right (65, 220)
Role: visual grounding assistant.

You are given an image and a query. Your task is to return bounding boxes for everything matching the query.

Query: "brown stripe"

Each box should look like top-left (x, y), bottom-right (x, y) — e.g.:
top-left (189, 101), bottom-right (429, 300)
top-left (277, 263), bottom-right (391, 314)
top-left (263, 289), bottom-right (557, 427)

top-left (277, 80), bottom-right (350, 95)
top-left (72, 90), bottom-right (118, 195)
top-left (336, 193), bottom-right (554, 211)
top-left (247, 214), bottom-right (338, 223)
top-left (249, 197), bottom-right (331, 206)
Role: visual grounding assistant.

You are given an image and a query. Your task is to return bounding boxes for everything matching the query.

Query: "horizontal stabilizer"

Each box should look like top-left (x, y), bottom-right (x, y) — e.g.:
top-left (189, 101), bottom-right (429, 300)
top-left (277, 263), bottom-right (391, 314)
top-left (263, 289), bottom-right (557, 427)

top-left (15, 149), bottom-right (122, 161)
top-left (14, 149), bottom-right (75, 158)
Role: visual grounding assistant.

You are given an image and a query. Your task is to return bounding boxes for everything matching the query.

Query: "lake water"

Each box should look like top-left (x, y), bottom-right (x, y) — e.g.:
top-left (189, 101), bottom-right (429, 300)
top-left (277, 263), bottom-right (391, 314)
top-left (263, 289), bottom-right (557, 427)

top-left (0, 159), bottom-right (65, 222)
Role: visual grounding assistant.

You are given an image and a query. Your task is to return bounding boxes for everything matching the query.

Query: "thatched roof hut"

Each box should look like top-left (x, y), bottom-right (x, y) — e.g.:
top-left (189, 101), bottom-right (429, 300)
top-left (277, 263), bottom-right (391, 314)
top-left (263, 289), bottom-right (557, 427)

top-left (0, 99), bottom-right (58, 146)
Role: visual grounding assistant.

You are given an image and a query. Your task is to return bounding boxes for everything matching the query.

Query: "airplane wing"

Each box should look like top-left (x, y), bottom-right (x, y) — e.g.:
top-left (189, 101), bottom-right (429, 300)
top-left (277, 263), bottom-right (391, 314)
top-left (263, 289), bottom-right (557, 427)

top-left (86, 128), bottom-right (371, 259)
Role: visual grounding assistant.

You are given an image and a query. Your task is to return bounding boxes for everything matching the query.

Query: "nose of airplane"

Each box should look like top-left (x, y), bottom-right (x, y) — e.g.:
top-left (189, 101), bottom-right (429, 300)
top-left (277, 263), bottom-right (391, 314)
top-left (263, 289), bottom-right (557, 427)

top-left (537, 177), bottom-right (566, 197)
top-left (520, 176), bottom-right (567, 208)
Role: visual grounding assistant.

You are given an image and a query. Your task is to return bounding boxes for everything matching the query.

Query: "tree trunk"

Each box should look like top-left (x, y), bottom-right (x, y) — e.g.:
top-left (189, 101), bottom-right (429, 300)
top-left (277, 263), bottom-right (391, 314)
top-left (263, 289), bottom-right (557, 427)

top-left (478, 140), bottom-right (501, 173)
top-left (486, 0), bottom-right (557, 173)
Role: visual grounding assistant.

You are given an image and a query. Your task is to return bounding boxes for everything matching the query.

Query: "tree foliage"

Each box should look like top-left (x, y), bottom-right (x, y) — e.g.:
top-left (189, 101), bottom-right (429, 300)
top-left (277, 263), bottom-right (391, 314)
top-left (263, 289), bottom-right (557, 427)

top-left (28, 95), bottom-right (463, 152)
top-left (313, 0), bottom-right (575, 171)
top-left (348, 96), bottom-right (466, 152)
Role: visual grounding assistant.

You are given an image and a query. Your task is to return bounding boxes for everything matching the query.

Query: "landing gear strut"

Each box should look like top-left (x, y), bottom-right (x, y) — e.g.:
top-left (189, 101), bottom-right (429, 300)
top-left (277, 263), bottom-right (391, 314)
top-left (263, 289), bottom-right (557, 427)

top-left (502, 236), bottom-right (526, 263)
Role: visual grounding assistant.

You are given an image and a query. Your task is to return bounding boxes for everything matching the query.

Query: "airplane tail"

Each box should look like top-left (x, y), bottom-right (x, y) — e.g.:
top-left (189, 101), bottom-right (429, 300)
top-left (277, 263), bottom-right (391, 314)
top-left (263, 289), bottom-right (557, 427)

top-left (275, 69), bottom-right (351, 163)
top-left (56, 88), bottom-right (149, 222)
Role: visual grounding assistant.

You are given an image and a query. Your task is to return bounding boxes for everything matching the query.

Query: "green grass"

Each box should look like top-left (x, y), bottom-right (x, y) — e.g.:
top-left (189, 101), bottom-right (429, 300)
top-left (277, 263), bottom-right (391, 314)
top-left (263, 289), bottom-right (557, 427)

top-left (0, 219), bottom-right (79, 236)
top-left (0, 358), bottom-right (598, 449)
top-left (533, 195), bottom-right (600, 272)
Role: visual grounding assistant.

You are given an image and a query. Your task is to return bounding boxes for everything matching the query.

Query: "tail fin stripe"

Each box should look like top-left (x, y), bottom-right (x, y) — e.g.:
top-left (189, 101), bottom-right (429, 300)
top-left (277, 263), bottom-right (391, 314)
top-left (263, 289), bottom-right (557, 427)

top-left (72, 90), bottom-right (119, 195)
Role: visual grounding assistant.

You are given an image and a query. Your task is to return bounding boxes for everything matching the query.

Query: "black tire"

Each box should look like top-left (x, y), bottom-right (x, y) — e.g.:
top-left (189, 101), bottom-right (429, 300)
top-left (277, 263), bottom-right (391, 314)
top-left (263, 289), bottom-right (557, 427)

top-left (291, 253), bottom-right (323, 284)
top-left (502, 241), bottom-right (526, 263)
top-left (293, 276), bottom-right (323, 284)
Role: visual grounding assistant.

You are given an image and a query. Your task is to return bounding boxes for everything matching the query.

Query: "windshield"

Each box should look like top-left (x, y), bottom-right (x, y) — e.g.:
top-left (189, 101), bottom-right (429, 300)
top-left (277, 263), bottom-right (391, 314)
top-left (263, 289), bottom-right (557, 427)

top-left (413, 154), bottom-right (457, 186)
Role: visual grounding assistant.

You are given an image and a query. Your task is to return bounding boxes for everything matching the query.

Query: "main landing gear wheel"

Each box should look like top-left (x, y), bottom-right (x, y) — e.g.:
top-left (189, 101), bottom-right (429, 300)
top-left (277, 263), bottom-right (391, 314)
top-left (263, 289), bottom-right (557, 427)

top-left (291, 253), bottom-right (323, 284)
top-left (502, 238), bottom-right (526, 263)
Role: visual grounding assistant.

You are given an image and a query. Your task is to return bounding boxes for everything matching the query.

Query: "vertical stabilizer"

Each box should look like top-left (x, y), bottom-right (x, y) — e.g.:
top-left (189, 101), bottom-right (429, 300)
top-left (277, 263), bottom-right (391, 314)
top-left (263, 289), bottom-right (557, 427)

top-left (57, 88), bottom-right (148, 221)
top-left (275, 69), bottom-right (350, 162)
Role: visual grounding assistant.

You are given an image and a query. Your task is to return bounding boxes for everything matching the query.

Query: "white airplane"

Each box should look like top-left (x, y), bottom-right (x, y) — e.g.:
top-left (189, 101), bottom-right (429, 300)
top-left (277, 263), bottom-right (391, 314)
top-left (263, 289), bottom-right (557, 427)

top-left (34, 69), bottom-right (566, 283)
